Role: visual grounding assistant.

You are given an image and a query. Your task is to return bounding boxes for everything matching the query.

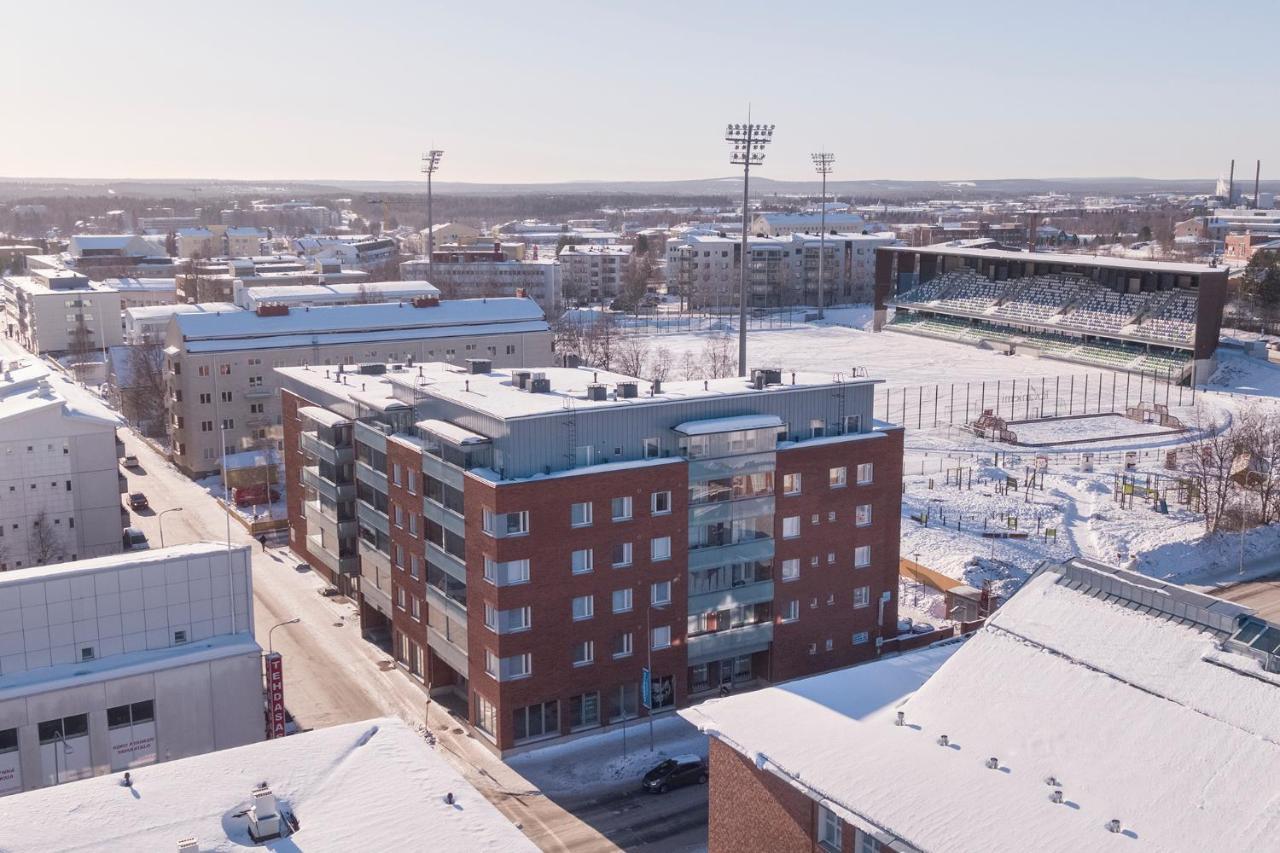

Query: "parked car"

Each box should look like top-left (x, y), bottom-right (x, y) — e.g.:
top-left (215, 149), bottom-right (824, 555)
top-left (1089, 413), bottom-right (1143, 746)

top-left (121, 454), bottom-right (140, 469)
top-left (128, 492), bottom-right (149, 511)
top-left (641, 755), bottom-right (707, 794)
top-left (122, 527), bottom-right (150, 551)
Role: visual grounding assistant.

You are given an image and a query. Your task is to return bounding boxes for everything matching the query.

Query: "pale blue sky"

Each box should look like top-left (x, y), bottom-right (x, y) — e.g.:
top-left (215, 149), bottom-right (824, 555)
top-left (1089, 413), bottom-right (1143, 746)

top-left (3, 0), bottom-right (1276, 183)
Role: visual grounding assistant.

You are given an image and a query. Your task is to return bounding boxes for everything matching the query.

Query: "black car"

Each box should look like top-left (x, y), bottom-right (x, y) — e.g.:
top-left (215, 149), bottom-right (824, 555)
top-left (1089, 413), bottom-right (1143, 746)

top-left (641, 755), bottom-right (707, 794)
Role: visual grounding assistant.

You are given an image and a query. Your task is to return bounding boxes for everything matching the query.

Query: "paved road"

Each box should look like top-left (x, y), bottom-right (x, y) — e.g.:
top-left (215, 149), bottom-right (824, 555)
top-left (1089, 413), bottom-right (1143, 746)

top-left (115, 427), bottom-right (705, 851)
top-left (1216, 575), bottom-right (1280, 621)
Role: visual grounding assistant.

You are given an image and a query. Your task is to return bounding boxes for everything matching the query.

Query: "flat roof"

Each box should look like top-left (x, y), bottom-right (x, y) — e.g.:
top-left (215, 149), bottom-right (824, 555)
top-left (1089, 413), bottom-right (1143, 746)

top-left (126, 302), bottom-right (239, 321)
top-left (682, 561), bottom-right (1280, 852)
top-left (886, 244), bottom-right (1218, 275)
top-left (0, 542), bottom-right (246, 587)
top-left (0, 718), bottom-right (536, 853)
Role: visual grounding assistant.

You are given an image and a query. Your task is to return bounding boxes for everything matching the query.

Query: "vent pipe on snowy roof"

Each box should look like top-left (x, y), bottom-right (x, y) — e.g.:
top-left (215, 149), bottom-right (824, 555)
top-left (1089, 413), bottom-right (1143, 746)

top-left (1106, 820), bottom-right (1122, 834)
top-left (986, 757), bottom-right (999, 770)
top-left (1050, 790), bottom-right (1064, 804)
top-left (937, 734), bottom-right (949, 747)
top-left (894, 711), bottom-right (905, 727)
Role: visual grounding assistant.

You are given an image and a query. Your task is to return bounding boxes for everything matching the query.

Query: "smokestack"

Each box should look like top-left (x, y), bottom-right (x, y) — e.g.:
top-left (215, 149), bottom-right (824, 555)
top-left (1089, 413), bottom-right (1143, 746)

top-left (1229, 159), bottom-right (1236, 206)
top-left (1255, 160), bottom-right (1262, 210)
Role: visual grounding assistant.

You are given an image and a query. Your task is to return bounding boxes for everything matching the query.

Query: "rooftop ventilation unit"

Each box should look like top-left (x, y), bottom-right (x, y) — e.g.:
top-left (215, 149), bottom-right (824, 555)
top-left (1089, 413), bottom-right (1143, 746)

top-left (176, 839), bottom-right (199, 853)
top-left (256, 303), bottom-right (289, 318)
top-left (247, 787), bottom-right (282, 842)
top-left (529, 373), bottom-right (551, 393)
top-left (751, 367), bottom-right (782, 388)
top-left (358, 363), bottom-right (386, 375)
top-left (411, 295), bottom-right (440, 308)
top-left (586, 384), bottom-right (607, 401)
top-left (467, 358), bottom-right (492, 375)
top-left (513, 370), bottom-right (532, 389)
top-left (937, 734), bottom-right (950, 747)
top-left (616, 382), bottom-right (638, 399)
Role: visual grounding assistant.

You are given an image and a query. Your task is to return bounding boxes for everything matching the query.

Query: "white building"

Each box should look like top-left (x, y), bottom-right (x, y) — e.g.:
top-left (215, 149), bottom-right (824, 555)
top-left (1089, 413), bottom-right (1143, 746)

top-left (0, 543), bottom-right (261, 796)
top-left (401, 253), bottom-right (561, 315)
top-left (0, 717), bottom-right (535, 851)
top-left (175, 228), bottom-right (218, 259)
top-left (683, 558), bottom-right (1280, 852)
top-left (1, 271), bottom-right (123, 354)
top-left (557, 243), bottom-right (633, 304)
top-left (0, 359), bottom-right (126, 570)
top-left (750, 211), bottom-right (867, 236)
top-left (231, 280), bottom-right (440, 311)
top-left (101, 277), bottom-right (177, 312)
top-left (123, 302), bottom-right (240, 345)
top-left (224, 226), bottom-right (271, 257)
top-left (292, 235), bottom-right (398, 269)
top-left (163, 297), bottom-right (553, 476)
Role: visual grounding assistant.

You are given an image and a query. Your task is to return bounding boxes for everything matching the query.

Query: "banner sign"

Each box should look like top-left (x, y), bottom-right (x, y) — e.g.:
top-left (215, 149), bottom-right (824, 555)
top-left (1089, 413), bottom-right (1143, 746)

top-left (267, 652), bottom-right (286, 738)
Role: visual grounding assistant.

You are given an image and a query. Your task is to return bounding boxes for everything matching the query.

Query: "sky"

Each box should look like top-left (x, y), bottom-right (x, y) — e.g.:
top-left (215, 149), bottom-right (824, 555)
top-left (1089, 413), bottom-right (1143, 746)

top-left (3, 0), bottom-right (1277, 184)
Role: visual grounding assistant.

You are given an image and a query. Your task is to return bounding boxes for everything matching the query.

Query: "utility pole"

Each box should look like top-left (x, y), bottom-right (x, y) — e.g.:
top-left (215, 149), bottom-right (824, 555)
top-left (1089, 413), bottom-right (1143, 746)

top-left (811, 151), bottom-right (834, 319)
top-left (421, 149), bottom-right (444, 259)
top-left (725, 116), bottom-right (775, 376)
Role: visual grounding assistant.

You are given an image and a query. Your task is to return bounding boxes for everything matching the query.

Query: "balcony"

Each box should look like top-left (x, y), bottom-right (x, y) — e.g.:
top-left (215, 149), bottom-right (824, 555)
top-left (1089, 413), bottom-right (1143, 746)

top-left (306, 535), bottom-right (359, 576)
top-left (426, 540), bottom-right (467, 583)
top-left (302, 465), bottom-right (355, 502)
top-left (355, 460), bottom-right (388, 494)
top-left (356, 499), bottom-right (389, 536)
top-left (688, 579), bottom-right (775, 615)
top-left (686, 621), bottom-right (774, 665)
top-left (301, 431), bottom-right (354, 465)
top-left (243, 386), bottom-right (273, 399)
top-left (422, 498), bottom-right (466, 540)
top-left (360, 547), bottom-right (393, 617)
top-left (304, 500), bottom-right (357, 539)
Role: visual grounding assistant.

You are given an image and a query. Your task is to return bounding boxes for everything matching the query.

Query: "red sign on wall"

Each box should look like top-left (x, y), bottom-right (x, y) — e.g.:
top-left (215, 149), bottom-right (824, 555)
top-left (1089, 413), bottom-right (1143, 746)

top-left (266, 652), bottom-right (286, 739)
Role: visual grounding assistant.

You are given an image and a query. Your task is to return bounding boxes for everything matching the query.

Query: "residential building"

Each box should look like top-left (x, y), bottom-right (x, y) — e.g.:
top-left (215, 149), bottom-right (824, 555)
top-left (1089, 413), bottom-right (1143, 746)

top-left (292, 235), bottom-right (398, 269)
top-left (402, 248), bottom-right (561, 315)
top-left (1, 271), bottom-right (123, 354)
top-left (221, 202), bottom-right (337, 234)
top-left (277, 361), bottom-right (904, 753)
top-left (0, 359), bottom-right (126, 570)
top-left (164, 297), bottom-right (551, 477)
top-left (0, 543), bottom-right (260, 796)
top-left (176, 227), bottom-right (219, 259)
top-left (124, 302), bottom-right (239, 345)
top-left (683, 558), bottom-right (1280, 853)
top-left (1176, 207), bottom-right (1280, 242)
top-left (1225, 231), bottom-right (1280, 264)
top-left (231, 280), bottom-right (440, 311)
top-left (557, 244), bottom-right (633, 305)
top-left (0, 717), bottom-right (535, 851)
top-left (750, 211), bottom-right (866, 236)
top-left (175, 256), bottom-right (369, 304)
top-left (101, 277), bottom-right (177, 312)
top-left (224, 226), bottom-right (271, 257)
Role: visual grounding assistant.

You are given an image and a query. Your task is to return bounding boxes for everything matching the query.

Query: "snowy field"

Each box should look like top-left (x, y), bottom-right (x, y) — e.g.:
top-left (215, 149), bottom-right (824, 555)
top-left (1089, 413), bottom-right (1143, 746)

top-left (1008, 413), bottom-right (1179, 445)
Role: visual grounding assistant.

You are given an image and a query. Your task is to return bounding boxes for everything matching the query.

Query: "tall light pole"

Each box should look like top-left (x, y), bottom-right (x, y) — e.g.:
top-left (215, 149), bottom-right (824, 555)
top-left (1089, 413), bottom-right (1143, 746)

top-left (268, 617), bottom-right (301, 655)
top-left (157, 506), bottom-right (183, 549)
top-left (725, 117), bottom-right (774, 376)
top-left (811, 151), bottom-right (834, 319)
top-left (421, 149), bottom-right (444, 260)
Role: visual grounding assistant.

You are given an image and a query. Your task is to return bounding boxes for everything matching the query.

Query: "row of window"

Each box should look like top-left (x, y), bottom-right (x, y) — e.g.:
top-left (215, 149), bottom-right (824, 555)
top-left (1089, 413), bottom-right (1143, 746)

top-left (779, 586), bottom-right (876, 622)
top-left (781, 505), bottom-right (872, 539)
top-left (782, 462), bottom-right (873, 494)
top-left (484, 625), bottom-right (673, 683)
top-left (780, 546), bottom-right (873, 579)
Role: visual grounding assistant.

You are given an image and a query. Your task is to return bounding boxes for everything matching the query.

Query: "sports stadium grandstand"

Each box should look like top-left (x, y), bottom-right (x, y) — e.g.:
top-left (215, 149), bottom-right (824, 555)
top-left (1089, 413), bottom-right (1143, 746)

top-left (873, 245), bottom-right (1228, 383)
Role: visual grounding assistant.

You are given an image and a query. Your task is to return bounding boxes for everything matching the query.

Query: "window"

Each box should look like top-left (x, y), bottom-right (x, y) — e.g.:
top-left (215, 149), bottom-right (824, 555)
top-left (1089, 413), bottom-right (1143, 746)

top-left (221, 418), bottom-right (234, 430)
top-left (651, 625), bottom-right (672, 650)
top-left (651, 581), bottom-right (671, 606)
top-left (854, 586), bottom-right (871, 608)
top-left (855, 545), bottom-right (872, 568)
top-left (392, 463), bottom-right (402, 486)
top-left (781, 600), bottom-right (800, 623)
top-left (643, 437), bottom-right (660, 459)
top-left (0, 727), bottom-right (16, 755)
top-left (781, 558), bottom-right (800, 582)
top-left (411, 596), bottom-right (422, 621)
top-left (197, 365), bottom-right (210, 377)
top-left (782, 472), bottom-right (802, 495)
top-left (829, 466), bottom-right (847, 488)
top-left (482, 509), bottom-right (529, 537)
top-left (810, 418), bottom-right (826, 438)
top-left (572, 595), bottom-right (594, 621)
top-left (198, 393), bottom-right (211, 404)
top-left (853, 631), bottom-right (870, 645)
top-left (782, 516), bottom-right (800, 539)
top-left (610, 683), bottom-right (639, 721)
top-left (80, 646), bottom-right (95, 662)
top-left (173, 630), bottom-right (188, 644)
top-left (856, 504), bottom-right (872, 527)
top-left (818, 805), bottom-right (843, 850)
top-left (612, 631), bottom-right (633, 658)
top-left (650, 536), bottom-right (671, 562)
top-left (512, 699), bottom-right (558, 741)
top-left (857, 462), bottom-right (874, 484)
top-left (485, 650), bottom-right (532, 681)
top-left (611, 541), bottom-right (632, 567)
top-left (569, 691), bottom-right (600, 729)
top-left (856, 830), bottom-right (882, 853)
top-left (572, 640), bottom-right (595, 667)
top-left (651, 490), bottom-right (671, 515)
top-left (612, 588), bottom-right (633, 613)
top-left (571, 501), bottom-right (593, 527)
top-left (483, 556), bottom-right (530, 586)
top-left (571, 548), bottom-right (594, 575)
top-left (611, 496), bottom-right (632, 521)
top-left (38, 713), bottom-right (88, 744)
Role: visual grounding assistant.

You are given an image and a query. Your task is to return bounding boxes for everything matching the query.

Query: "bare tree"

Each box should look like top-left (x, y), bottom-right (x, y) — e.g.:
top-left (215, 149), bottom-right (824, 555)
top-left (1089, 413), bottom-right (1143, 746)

top-left (702, 334), bottom-right (735, 379)
top-left (1233, 404), bottom-right (1280, 525)
top-left (678, 349), bottom-right (700, 381)
top-left (614, 337), bottom-right (650, 378)
top-left (1183, 407), bottom-right (1244, 533)
top-left (29, 510), bottom-right (64, 565)
top-left (649, 346), bottom-right (674, 384)
top-left (119, 342), bottom-right (168, 438)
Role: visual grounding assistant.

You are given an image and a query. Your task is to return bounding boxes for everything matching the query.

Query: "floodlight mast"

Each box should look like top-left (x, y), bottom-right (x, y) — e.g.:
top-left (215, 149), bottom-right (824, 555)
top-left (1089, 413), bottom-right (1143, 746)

top-left (811, 152), bottom-right (835, 320)
top-left (725, 119), bottom-right (774, 376)
top-left (421, 149), bottom-right (444, 259)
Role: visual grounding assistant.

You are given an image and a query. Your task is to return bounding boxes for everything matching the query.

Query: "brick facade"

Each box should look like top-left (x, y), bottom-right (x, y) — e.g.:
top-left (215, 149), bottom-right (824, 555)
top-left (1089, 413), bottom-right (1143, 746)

top-left (387, 436), bottom-right (429, 681)
top-left (281, 389), bottom-right (325, 581)
top-left (708, 738), bottom-right (820, 853)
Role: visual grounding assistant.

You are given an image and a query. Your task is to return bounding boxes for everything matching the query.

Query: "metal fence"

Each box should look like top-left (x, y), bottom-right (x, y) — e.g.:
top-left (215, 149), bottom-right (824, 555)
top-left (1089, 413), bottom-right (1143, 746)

top-left (557, 307), bottom-right (802, 338)
top-left (876, 370), bottom-right (1194, 431)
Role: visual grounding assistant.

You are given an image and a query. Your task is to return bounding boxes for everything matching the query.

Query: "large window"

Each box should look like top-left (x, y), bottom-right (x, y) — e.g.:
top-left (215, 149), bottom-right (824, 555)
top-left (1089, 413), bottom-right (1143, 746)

top-left (610, 683), bottom-right (639, 721)
top-left (651, 490), bottom-right (671, 515)
top-left (783, 472), bottom-right (802, 495)
top-left (572, 595), bottom-right (594, 621)
top-left (612, 541), bottom-right (633, 568)
top-left (855, 546), bottom-right (872, 568)
top-left (612, 588), bottom-right (633, 613)
top-left (484, 604), bottom-right (531, 634)
top-left (513, 700), bottom-right (558, 742)
top-left (483, 557), bottom-right (530, 586)
top-left (485, 650), bottom-right (532, 681)
top-left (611, 496), bottom-right (632, 521)
top-left (818, 805), bottom-right (843, 850)
top-left (651, 625), bottom-right (672, 650)
top-left (569, 692), bottom-right (600, 730)
top-left (856, 463), bottom-right (874, 484)
top-left (38, 714), bottom-right (88, 744)
top-left (781, 558), bottom-right (800, 582)
top-left (572, 640), bottom-right (595, 667)
top-left (650, 536), bottom-right (672, 562)
top-left (571, 548), bottom-right (594, 575)
top-left (613, 632), bottom-right (633, 658)
top-left (483, 509), bottom-right (529, 537)
top-left (782, 516), bottom-right (800, 539)
top-left (855, 504), bottom-right (872, 527)
top-left (651, 580), bottom-right (672, 606)
top-left (571, 501), bottom-right (593, 527)
top-left (854, 586), bottom-right (871, 608)
top-left (829, 466), bottom-right (847, 488)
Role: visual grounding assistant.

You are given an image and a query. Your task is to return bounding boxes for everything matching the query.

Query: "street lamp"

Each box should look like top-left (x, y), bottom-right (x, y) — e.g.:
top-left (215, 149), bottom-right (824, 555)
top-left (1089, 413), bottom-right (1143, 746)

top-left (156, 506), bottom-right (183, 549)
top-left (421, 149), bottom-right (444, 260)
top-left (268, 617), bottom-right (301, 655)
top-left (811, 152), bottom-right (835, 319)
top-left (725, 117), bottom-right (775, 376)
top-left (645, 598), bottom-right (670, 751)
top-left (51, 728), bottom-right (73, 785)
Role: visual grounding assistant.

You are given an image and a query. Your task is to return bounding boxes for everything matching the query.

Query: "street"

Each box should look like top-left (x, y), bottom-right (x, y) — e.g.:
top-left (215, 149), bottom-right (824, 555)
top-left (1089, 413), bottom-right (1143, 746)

top-left (113, 425), bottom-right (706, 852)
top-left (1216, 574), bottom-right (1280, 621)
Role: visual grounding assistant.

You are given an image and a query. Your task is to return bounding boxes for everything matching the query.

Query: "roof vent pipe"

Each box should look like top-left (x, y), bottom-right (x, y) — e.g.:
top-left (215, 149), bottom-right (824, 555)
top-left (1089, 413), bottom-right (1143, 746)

top-left (986, 757), bottom-right (999, 769)
top-left (1050, 790), bottom-right (1064, 804)
top-left (894, 711), bottom-right (905, 727)
top-left (791, 371), bottom-right (796, 385)
top-left (937, 734), bottom-right (949, 747)
top-left (1106, 820), bottom-right (1122, 834)
top-left (704, 380), bottom-right (708, 391)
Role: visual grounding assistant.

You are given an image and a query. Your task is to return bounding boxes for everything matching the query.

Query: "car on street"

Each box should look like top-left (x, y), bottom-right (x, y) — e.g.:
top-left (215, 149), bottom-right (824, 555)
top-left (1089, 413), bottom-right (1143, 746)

top-left (641, 755), bottom-right (707, 794)
top-left (122, 527), bottom-right (150, 551)
top-left (121, 454), bottom-right (141, 469)
top-left (128, 492), bottom-right (149, 511)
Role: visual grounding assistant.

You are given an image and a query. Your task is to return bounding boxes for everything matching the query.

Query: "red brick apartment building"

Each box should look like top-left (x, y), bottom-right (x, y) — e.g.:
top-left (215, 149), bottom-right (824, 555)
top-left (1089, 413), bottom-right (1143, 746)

top-left (278, 359), bottom-right (903, 753)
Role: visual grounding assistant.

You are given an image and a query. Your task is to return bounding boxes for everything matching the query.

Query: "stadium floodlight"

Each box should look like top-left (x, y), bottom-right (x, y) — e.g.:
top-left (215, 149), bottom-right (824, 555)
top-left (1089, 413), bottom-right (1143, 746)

top-left (724, 117), bottom-right (775, 376)
top-left (420, 149), bottom-right (444, 259)
top-left (811, 151), bottom-right (835, 319)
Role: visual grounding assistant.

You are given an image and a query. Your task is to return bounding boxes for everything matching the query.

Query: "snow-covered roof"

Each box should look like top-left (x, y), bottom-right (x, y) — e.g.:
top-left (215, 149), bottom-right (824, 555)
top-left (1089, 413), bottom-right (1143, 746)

top-left (298, 405), bottom-right (351, 428)
top-left (0, 356), bottom-right (120, 427)
top-left (681, 559), bottom-right (1280, 853)
top-left (674, 413), bottom-right (783, 435)
top-left (125, 302), bottom-right (239, 322)
top-left (417, 418), bottom-right (489, 445)
top-left (237, 279), bottom-right (439, 308)
top-left (0, 718), bottom-right (536, 853)
top-left (102, 277), bottom-right (177, 292)
top-left (174, 297), bottom-right (546, 354)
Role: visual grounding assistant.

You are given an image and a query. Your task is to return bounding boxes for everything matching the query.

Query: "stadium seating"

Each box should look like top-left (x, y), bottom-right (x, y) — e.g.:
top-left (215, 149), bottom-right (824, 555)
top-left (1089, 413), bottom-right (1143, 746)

top-left (993, 274), bottom-right (1089, 323)
top-left (1135, 290), bottom-right (1197, 344)
top-left (1059, 290), bottom-right (1153, 333)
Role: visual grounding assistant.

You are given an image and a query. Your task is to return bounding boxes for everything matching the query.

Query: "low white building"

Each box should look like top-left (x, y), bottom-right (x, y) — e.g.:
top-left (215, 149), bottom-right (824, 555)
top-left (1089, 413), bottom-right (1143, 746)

top-left (0, 543), bottom-right (261, 796)
top-left (224, 226), bottom-right (271, 257)
top-left (751, 211), bottom-right (867, 236)
top-left (101, 277), bottom-right (177, 312)
top-left (123, 302), bottom-right (240, 345)
top-left (0, 717), bottom-right (534, 851)
top-left (175, 228), bottom-right (218, 259)
top-left (401, 253), bottom-right (561, 315)
top-left (1, 271), bottom-right (123, 354)
top-left (0, 359), bottom-right (125, 569)
top-left (231, 280), bottom-right (440, 311)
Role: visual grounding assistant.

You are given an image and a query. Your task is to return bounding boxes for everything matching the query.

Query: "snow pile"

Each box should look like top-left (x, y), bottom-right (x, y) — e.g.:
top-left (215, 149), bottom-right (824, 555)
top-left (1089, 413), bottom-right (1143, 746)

top-left (683, 566), bottom-right (1280, 852)
top-left (0, 717), bottom-right (536, 852)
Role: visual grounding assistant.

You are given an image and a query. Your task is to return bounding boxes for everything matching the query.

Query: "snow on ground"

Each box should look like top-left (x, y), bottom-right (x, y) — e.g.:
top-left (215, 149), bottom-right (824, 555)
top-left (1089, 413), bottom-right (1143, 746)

top-left (195, 473), bottom-right (288, 522)
top-left (1009, 413), bottom-right (1177, 444)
